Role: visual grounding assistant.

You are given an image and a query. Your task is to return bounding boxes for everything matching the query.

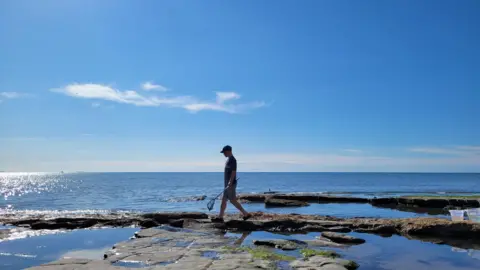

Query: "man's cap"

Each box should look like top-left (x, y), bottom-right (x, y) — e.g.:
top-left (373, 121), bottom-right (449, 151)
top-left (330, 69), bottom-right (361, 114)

top-left (221, 145), bottom-right (232, 153)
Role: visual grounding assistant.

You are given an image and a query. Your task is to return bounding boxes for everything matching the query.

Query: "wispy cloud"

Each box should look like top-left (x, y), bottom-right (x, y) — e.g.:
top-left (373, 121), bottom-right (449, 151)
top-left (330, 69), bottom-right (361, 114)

top-left (343, 149), bottom-right (363, 153)
top-left (141, 81), bottom-right (168, 91)
top-left (456, 146), bottom-right (480, 152)
top-left (91, 102), bottom-right (101, 108)
top-left (409, 146), bottom-right (480, 156)
top-left (25, 151), bottom-right (480, 172)
top-left (51, 83), bottom-right (265, 114)
top-left (0, 92), bottom-right (33, 99)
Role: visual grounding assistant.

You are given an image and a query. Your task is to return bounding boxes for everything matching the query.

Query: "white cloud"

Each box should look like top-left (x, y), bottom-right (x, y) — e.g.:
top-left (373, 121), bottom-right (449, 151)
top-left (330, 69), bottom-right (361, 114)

top-left (51, 83), bottom-right (265, 114)
top-left (141, 81), bottom-right (168, 91)
top-left (216, 92), bottom-right (240, 104)
top-left (91, 102), bottom-right (101, 108)
top-left (0, 92), bottom-right (32, 99)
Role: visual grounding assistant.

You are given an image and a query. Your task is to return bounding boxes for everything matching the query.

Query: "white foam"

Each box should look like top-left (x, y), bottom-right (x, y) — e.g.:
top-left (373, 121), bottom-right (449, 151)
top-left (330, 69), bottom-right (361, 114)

top-left (0, 228), bottom-right (67, 242)
top-left (0, 252), bottom-right (37, 258)
top-left (0, 209), bottom-right (134, 220)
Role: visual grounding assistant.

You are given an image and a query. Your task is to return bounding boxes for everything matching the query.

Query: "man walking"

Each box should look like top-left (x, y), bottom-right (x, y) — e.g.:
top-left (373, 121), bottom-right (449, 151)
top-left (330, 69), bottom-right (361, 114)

top-left (213, 145), bottom-right (251, 221)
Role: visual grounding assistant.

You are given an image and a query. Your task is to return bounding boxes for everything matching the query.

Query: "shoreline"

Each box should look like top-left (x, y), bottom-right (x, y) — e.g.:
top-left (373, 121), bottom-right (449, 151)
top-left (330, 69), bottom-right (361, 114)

top-left (2, 211), bottom-right (480, 250)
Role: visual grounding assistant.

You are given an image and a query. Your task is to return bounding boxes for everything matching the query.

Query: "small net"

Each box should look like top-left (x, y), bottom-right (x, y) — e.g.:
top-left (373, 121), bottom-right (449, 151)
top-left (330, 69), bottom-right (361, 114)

top-left (207, 198), bottom-right (216, 211)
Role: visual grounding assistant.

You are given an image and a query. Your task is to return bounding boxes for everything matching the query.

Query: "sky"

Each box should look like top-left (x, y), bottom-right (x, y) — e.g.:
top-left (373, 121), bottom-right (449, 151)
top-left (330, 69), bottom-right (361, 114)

top-left (0, 0), bottom-right (479, 172)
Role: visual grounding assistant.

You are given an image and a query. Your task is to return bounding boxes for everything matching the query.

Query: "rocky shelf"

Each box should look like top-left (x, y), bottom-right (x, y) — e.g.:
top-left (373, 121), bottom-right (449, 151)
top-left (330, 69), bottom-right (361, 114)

top-left (238, 193), bottom-right (480, 214)
top-left (1, 211), bottom-right (480, 250)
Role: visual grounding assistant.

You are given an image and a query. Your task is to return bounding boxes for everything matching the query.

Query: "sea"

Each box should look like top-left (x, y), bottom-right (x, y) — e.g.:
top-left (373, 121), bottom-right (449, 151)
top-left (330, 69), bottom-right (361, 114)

top-left (1, 172), bottom-right (480, 216)
top-left (1, 172), bottom-right (480, 270)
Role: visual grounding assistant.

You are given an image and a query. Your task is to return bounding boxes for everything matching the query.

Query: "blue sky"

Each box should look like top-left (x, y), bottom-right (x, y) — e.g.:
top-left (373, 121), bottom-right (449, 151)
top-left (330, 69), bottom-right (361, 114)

top-left (0, 0), bottom-right (479, 172)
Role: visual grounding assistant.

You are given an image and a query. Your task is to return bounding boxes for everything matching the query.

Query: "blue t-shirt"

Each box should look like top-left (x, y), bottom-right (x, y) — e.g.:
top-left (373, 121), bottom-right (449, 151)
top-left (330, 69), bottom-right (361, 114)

top-left (224, 156), bottom-right (237, 184)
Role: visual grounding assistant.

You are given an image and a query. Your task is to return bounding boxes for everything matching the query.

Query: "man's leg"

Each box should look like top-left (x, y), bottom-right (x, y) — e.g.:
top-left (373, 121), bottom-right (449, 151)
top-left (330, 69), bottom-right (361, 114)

top-left (227, 182), bottom-right (250, 217)
top-left (218, 196), bottom-right (228, 218)
top-left (229, 198), bottom-right (249, 216)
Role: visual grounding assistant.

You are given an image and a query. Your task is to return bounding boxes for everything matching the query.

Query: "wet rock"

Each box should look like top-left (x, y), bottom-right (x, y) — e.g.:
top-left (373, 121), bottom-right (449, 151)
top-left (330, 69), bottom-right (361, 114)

top-left (237, 194), bottom-right (269, 202)
top-left (238, 193), bottom-right (370, 204)
top-left (26, 258), bottom-right (94, 270)
top-left (139, 218), bottom-right (159, 228)
top-left (253, 239), bottom-right (307, 250)
top-left (169, 219), bottom-right (185, 228)
top-left (168, 195), bottom-right (207, 202)
top-left (142, 212), bottom-right (208, 223)
top-left (353, 225), bottom-right (396, 236)
top-left (30, 218), bottom-right (98, 230)
top-left (305, 237), bottom-right (347, 248)
top-left (325, 226), bottom-right (352, 233)
top-left (370, 197), bottom-right (398, 205)
top-left (291, 255), bottom-right (359, 270)
top-left (321, 232), bottom-right (365, 244)
top-left (265, 198), bottom-right (310, 207)
top-left (0, 229), bottom-right (11, 240)
top-left (238, 193), bottom-right (480, 212)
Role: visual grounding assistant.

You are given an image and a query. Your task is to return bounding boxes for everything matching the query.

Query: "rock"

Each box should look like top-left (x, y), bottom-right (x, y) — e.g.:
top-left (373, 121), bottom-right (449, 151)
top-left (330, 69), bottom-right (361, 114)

top-left (169, 219), bottom-right (185, 228)
top-left (321, 232), bottom-right (365, 244)
top-left (273, 194), bottom-right (370, 204)
top-left (237, 194), bottom-right (269, 202)
top-left (253, 239), bottom-right (307, 250)
top-left (192, 195), bottom-right (207, 201)
top-left (168, 195), bottom-right (207, 202)
top-left (306, 237), bottom-right (347, 248)
top-left (319, 265), bottom-right (349, 270)
top-left (265, 198), bottom-right (310, 207)
top-left (325, 226), bottom-right (352, 233)
top-left (26, 258), bottom-right (94, 270)
top-left (4, 211), bottom-right (480, 250)
top-left (41, 258), bottom-right (92, 265)
top-left (370, 197), bottom-right (398, 205)
top-left (142, 212), bottom-right (208, 223)
top-left (291, 255), bottom-right (359, 270)
top-left (0, 229), bottom-right (12, 241)
top-left (30, 218), bottom-right (98, 230)
top-left (354, 225), bottom-right (396, 236)
top-left (139, 219), bottom-right (158, 228)
top-left (237, 193), bottom-right (480, 212)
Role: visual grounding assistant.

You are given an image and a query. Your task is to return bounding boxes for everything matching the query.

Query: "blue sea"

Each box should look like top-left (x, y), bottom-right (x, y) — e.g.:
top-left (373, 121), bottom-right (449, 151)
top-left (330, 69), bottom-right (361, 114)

top-left (1, 172), bottom-right (480, 215)
top-left (1, 172), bottom-right (480, 270)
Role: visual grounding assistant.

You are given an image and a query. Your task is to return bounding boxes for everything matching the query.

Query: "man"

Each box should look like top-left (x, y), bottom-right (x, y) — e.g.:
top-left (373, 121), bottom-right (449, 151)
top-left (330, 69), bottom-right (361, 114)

top-left (213, 145), bottom-right (251, 221)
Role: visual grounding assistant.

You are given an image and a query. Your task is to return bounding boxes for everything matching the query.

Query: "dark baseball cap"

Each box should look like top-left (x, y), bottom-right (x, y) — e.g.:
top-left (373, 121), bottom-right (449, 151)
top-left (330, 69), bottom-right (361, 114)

top-left (220, 145), bottom-right (232, 153)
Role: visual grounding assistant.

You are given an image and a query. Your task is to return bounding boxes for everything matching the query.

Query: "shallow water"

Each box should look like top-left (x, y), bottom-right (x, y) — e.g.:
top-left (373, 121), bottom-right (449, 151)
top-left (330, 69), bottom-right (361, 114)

top-left (226, 231), bottom-right (480, 270)
top-left (0, 225), bottom-right (479, 270)
top-left (0, 227), bottom-right (138, 270)
top-left (242, 202), bottom-right (448, 218)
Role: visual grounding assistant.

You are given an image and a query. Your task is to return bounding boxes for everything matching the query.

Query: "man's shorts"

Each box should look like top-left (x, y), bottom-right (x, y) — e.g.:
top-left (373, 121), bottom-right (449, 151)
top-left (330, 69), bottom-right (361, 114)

top-left (223, 179), bottom-right (237, 200)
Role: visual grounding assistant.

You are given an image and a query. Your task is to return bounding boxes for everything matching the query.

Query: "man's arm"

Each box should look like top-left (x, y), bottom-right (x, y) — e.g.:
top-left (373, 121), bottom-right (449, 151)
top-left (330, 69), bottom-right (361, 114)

top-left (229, 170), bottom-right (236, 186)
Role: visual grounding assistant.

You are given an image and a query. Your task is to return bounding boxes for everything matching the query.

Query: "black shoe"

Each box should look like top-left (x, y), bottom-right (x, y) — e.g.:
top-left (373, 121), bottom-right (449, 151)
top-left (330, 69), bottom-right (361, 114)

top-left (211, 217), bottom-right (224, 223)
